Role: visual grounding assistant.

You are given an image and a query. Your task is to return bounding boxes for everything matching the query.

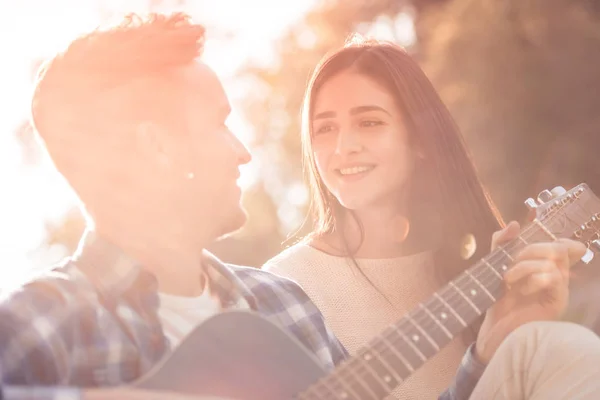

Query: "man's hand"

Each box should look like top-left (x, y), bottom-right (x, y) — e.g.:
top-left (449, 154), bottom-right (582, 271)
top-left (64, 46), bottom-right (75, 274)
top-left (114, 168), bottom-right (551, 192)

top-left (474, 220), bottom-right (586, 364)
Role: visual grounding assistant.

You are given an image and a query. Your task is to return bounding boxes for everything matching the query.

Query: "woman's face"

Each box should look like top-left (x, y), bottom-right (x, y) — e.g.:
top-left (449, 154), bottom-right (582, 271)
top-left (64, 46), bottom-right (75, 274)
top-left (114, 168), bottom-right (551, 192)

top-left (311, 70), bottom-right (415, 212)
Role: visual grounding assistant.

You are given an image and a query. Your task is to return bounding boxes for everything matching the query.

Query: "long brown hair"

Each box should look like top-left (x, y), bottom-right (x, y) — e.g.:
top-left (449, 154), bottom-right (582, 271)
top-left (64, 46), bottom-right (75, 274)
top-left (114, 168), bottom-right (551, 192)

top-left (300, 38), bottom-right (504, 338)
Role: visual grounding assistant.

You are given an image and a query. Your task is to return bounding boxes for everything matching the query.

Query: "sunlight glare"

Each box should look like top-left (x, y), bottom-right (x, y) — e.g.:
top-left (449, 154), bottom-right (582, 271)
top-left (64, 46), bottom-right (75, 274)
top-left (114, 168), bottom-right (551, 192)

top-left (0, 0), bottom-right (318, 284)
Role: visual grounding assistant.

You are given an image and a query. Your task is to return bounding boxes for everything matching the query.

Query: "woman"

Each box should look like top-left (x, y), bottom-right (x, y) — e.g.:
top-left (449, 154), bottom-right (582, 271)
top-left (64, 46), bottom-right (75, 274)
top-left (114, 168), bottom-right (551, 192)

top-left (265, 38), bottom-right (537, 399)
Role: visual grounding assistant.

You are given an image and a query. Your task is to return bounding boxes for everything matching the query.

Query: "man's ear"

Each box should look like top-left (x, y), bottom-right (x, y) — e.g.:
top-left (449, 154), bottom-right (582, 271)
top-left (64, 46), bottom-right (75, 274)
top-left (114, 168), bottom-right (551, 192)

top-left (134, 120), bottom-right (171, 169)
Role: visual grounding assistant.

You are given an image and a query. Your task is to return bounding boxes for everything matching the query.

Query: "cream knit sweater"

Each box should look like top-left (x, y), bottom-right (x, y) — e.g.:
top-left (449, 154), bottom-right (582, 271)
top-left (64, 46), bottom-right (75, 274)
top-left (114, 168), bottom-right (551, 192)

top-left (264, 243), bottom-right (468, 400)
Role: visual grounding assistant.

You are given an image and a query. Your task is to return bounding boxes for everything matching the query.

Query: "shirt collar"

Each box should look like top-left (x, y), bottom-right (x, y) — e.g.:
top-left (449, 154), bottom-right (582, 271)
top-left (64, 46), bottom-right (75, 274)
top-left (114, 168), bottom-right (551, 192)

top-left (71, 230), bottom-right (253, 309)
top-left (71, 230), bottom-right (157, 300)
top-left (202, 250), bottom-right (255, 309)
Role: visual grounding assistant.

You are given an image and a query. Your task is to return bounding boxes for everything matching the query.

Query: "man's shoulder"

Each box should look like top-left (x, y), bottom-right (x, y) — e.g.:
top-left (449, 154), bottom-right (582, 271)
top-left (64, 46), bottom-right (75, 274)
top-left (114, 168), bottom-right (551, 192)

top-left (227, 263), bottom-right (306, 295)
top-left (1, 260), bottom-right (90, 306)
top-left (226, 263), bottom-right (317, 311)
top-left (0, 257), bottom-right (164, 387)
top-left (222, 262), bottom-right (348, 370)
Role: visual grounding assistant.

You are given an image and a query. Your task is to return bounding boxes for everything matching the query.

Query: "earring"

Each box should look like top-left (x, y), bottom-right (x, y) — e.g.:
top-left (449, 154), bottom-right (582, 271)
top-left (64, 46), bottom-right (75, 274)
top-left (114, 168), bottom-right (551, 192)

top-left (391, 214), bottom-right (410, 244)
top-left (459, 233), bottom-right (477, 260)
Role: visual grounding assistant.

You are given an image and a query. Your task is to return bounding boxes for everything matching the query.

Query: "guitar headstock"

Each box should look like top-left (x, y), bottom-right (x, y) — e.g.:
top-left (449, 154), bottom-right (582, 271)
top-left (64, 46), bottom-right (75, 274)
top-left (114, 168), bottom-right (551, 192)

top-left (525, 183), bottom-right (600, 263)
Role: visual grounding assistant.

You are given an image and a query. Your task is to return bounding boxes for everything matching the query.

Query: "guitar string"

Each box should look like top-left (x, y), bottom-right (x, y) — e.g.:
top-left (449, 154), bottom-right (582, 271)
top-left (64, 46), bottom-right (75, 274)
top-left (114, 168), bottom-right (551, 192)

top-left (297, 234), bottom-right (528, 400)
top-left (298, 197), bottom-right (591, 400)
top-left (299, 202), bottom-right (586, 400)
top-left (297, 222), bottom-right (548, 400)
top-left (301, 201), bottom-right (594, 400)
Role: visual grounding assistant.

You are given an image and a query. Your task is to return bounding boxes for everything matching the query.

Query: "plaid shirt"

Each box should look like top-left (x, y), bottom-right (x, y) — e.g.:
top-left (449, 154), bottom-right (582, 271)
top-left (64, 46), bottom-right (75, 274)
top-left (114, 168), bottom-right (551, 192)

top-left (0, 231), bottom-right (482, 399)
top-left (0, 232), bottom-right (346, 399)
top-left (439, 344), bottom-right (486, 400)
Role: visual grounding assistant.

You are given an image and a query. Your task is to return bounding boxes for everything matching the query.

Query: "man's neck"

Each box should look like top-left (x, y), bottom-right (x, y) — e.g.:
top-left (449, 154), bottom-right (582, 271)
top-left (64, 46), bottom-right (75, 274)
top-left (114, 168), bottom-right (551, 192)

top-left (92, 221), bottom-right (210, 297)
top-left (142, 249), bottom-right (206, 297)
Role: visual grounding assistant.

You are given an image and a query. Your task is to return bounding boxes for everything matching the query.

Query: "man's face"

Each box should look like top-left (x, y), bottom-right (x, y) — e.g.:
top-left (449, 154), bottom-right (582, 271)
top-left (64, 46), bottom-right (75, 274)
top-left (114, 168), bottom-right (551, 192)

top-left (157, 62), bottom-right (251, 241)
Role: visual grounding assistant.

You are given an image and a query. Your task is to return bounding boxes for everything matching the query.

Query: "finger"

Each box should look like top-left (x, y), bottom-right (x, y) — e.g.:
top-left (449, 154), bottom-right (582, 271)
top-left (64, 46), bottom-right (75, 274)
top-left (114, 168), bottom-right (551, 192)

top-left (556, 238), bottom-right (587, 265)
top-left (516, 240), bottom-right (585, 269)
top-left (504, 259), bottom-right (557, 285)
top-left (491, 221), bottom-right (520, 250)
top-left (515, 242), bottom-right (567, 263)
top-left (519, 269), bottom-right (564, 296)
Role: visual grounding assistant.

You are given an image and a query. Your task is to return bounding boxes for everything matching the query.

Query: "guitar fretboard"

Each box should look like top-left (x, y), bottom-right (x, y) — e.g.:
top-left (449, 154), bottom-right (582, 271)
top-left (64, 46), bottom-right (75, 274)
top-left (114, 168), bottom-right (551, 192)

top-left (299, 221), bottom-right (558, 400)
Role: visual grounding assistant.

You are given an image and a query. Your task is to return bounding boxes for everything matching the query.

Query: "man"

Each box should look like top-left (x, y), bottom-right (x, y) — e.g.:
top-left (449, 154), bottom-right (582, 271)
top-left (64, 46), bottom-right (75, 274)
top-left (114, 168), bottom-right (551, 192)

top-left (1, 11), bottom-right (600, 400)
top-left (0, 13), bottom-right (341, 399)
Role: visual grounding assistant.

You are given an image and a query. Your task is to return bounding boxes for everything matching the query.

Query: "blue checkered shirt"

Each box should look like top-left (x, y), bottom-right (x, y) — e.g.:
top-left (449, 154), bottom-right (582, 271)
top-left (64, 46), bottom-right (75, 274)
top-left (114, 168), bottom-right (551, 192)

top-left (0, 231), bottom-right (483, 399)
top-left (0, 232), bottom-right (346, 398)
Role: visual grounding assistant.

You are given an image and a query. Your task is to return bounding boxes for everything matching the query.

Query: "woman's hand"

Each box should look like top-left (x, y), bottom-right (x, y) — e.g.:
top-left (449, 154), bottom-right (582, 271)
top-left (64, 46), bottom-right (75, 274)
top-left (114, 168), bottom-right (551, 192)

top-left (475, 221), bottom-right (586, 363)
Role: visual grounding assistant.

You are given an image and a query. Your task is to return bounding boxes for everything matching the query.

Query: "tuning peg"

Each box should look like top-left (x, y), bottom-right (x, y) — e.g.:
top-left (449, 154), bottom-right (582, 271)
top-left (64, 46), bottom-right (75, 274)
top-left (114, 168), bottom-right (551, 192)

top-left (551, 186), bottom-right (566, 197)
top-left (581, 248), bottom-right (595, 264)
top-left (524, 198), bottom-right (538, 210)
top-left (537, 189), bottom-right (553, 204)
top-left (581, 240), bottom-right (600, 264)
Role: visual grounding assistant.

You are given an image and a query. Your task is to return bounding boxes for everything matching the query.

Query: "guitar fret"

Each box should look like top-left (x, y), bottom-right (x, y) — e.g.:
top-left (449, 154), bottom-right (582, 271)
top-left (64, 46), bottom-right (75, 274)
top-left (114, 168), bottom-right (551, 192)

top-left (449, 281), bottom-right (482, 314)
top-left (345, 366), bottom-right (379, 400)
top-left (334, 378), bottom-right (360, 400)
top-left (534, 219), bottom-right (558, 240)
top-left (483, 259), bottom-right (503, 279)
top-left (393, 327), bottom-right (427, 362)
top-left (380, 333), bottom-right (415, 373)
top-left (499, 247), bottom-right (514, 261)
top-left (406, 314), bottom-right (440, 351)
top-left (297, 184), bottom-right (598, 400)
top-left (465, 270), bottom-right (496, 301)
top-left (356, 354), bottom-right (395, 395)
top-left (359, 349), bottom-right (402, 391)
top-left (299, 380), bottom-right (337, 400)
top-left (433, 292), bottom-right (467, 327)
top-left (319, 380), bottom-right (342, 400)
top-left (419, 303), bottom-right (453, 340)
top-left (318, 373), bottom-right (361, 400)
top-left (308, 374), bottom-right (355, 400)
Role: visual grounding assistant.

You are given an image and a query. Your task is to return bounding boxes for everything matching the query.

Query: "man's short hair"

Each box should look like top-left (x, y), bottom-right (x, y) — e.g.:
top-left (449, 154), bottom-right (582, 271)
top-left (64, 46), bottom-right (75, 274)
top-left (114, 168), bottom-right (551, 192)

top-left (31, 13), bottom-right (206, 143)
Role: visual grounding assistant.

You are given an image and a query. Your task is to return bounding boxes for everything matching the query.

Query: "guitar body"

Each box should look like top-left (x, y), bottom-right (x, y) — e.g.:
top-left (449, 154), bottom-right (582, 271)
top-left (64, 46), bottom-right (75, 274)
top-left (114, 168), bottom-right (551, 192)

top-left (133, 311), bottom-right (327, 400)
top-left (128, 184), bottom-right (600, 400)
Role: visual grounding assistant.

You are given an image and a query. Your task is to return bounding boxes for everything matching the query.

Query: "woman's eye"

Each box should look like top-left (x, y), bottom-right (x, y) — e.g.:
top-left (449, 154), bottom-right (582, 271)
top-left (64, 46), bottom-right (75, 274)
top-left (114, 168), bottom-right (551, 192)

top-left (360, 120), bottom-right (384, 128)
top-left (314, 124), bottom-right (334, 135)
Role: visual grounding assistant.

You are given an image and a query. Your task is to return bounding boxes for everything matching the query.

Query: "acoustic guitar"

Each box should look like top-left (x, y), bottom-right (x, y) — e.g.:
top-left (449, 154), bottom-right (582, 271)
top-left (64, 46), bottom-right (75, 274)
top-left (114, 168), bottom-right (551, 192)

top-left (126, 183), bottom-right (600, 400)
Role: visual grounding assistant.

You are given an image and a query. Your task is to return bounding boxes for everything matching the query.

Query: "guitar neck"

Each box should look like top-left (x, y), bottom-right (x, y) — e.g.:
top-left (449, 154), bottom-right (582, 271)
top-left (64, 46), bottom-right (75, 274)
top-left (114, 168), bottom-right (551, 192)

top-left (301, 222), bottom-right (556, 400)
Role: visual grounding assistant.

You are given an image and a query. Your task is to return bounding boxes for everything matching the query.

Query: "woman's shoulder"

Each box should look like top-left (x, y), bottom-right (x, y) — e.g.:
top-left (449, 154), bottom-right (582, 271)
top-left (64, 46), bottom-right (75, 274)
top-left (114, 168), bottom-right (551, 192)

top-left (264, 238), bottom-right (347, 271)
top-left (263, 240), bottom-right (317, 272)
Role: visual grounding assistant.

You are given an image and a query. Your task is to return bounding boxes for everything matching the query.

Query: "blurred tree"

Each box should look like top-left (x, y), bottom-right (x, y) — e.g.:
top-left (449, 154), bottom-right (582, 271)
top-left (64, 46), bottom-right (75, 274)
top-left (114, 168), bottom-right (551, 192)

top-left (419, 0), bottom-right (600, 221)
top-left (237, 0), bottom-right (600, 266)
top-left (232, 0), bottom-right (421, 265)
top-left (15, 0), bottom-right (600, 270)
top-left (417, 0), bottom-right (600, 327)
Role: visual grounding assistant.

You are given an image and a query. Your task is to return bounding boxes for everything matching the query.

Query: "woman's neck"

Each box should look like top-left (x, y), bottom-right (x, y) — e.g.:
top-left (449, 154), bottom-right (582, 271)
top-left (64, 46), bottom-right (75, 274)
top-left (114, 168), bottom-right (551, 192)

top-left (315, 206), bottom-right (423, 259)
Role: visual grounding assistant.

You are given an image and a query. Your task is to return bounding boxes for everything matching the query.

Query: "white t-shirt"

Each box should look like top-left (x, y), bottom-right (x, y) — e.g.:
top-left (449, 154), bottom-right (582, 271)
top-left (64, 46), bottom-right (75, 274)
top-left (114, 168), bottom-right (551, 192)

top-left (157, 291), bottom-right (221, 347)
